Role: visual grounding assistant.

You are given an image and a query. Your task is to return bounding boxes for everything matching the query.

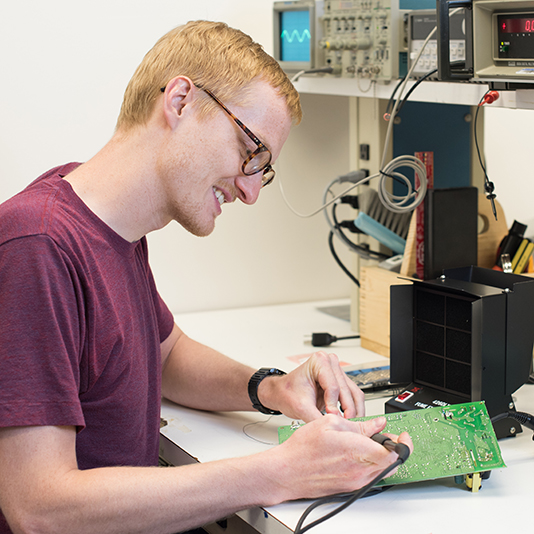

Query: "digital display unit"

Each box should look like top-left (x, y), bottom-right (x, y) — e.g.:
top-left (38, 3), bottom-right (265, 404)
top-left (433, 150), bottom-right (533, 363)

top-left (499, 15), bottom-right (534, 33)
top-left (497, 12), bottom-right (534, 60)
top-left (273, 1), bottom-right (323, 73)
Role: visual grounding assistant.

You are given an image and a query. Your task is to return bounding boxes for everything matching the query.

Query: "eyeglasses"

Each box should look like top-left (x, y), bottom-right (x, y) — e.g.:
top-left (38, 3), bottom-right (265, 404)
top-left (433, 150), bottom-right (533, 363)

top-left (160, 85), bottom-right (275, 187)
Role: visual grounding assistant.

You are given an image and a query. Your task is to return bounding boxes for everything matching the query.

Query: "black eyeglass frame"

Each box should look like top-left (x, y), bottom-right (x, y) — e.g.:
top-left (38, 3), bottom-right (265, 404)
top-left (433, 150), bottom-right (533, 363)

top-left (160, 85), bottom-right (275, 187)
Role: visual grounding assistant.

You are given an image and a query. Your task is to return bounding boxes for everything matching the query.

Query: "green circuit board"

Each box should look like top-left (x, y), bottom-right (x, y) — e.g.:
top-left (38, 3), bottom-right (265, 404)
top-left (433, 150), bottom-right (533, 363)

top-left (278, 401), bottom-right (506, 485)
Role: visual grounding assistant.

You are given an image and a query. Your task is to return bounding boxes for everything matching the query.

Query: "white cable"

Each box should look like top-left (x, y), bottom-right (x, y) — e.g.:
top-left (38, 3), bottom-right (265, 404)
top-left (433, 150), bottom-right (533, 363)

top-left (279, 171), bottom-right (372, 219)
top-left (376, 7), bottom-right (463, 209)
top-left (377, 155), bottom-right (427, 213)
top-left (356, 76), bottom-right (375, 93)
top-left (379, 24), bottom-right (439, 170)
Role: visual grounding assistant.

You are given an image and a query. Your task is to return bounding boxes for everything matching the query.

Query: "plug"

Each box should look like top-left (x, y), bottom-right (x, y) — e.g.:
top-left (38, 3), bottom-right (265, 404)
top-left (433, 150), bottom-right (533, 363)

top-left (310, 332), bottom-right (339, 347)
top-left (340, 195), bottom-right (359, 209)
top-left (307, 332), bottom-right (361, 347)
top-left (509, 411), bottom-right (534, 432)
top-left (338, 220), bottom-right (362, 234)
top-left (337, 169), bottom-right (369, 184)
top-left (479, 90), bottom-right (500, 106)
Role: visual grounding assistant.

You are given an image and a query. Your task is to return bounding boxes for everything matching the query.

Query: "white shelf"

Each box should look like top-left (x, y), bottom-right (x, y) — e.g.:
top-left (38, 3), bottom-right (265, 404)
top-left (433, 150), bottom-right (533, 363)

top-left (293, 75), bottom-right (534, 109)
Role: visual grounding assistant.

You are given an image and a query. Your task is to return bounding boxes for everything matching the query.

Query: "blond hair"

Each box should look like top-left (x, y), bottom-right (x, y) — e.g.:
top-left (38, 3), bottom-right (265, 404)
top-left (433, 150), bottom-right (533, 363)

top-left (116, 20), bottom-right (301, 130)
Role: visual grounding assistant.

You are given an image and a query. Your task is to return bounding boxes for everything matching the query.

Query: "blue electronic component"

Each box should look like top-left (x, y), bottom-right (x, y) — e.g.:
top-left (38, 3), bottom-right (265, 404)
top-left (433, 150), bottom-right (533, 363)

top-left (280, 10), bottom-right (311, 62)
top-left (354, 212), bottom-right (407, 255)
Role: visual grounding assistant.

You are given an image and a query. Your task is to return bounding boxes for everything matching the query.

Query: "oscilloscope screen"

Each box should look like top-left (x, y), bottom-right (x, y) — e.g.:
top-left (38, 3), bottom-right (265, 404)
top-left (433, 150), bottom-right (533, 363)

top-left (279, 10), bottom-right (311, 63)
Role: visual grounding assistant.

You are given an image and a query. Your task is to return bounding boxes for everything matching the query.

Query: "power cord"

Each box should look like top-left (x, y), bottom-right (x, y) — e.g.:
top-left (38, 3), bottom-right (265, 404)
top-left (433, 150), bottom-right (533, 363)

top-left (330, 201), bottom-right (389, 261)
top-left (294, 434), bottom-right (411, 534)
top-left (327, 199), bottom-right (392, 285)
top-left (328, 231), bottom-right (361, 287)
top-left (322, 172), bottom-right (369, 259)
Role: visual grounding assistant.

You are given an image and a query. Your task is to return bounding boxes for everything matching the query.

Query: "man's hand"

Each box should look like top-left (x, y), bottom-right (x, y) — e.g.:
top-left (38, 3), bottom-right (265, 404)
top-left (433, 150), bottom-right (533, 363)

top-left (257, 351), bottom-right (365, 422)
top-left (262, 415), bottom-right (413, 502)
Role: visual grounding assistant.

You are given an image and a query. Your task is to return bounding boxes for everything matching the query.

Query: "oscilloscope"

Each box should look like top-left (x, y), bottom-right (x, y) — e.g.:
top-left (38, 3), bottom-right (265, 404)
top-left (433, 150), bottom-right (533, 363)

top-left (273, 1), bottom-right (408, 81)
top-left (273, 1), bottom-right (325, 73)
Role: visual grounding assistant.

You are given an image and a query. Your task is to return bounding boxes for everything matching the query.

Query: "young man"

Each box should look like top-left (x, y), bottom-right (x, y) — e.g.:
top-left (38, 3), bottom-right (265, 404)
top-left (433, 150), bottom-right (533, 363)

top-left (0, 21), bottom-right (412, 534)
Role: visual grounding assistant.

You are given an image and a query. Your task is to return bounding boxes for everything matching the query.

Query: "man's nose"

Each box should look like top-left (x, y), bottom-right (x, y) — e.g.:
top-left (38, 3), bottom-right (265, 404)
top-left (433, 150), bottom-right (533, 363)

top-left (235, 173), bottom-right (262, 205)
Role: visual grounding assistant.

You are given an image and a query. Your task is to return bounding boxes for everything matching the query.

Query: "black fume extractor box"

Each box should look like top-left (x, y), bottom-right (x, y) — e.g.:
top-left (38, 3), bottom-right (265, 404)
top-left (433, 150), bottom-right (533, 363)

top-left (386, 266), bottom-right (534, 439)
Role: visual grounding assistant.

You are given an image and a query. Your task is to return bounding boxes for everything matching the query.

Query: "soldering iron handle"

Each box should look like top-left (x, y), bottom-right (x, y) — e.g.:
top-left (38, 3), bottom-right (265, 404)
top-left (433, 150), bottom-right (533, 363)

top-left (371, 433), bottom-right (411, 464)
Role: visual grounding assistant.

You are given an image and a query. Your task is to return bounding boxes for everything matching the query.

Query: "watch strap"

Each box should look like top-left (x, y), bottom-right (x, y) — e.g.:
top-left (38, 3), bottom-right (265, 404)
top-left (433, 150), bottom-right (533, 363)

top-left (248, 367), bottom-right (287, 415)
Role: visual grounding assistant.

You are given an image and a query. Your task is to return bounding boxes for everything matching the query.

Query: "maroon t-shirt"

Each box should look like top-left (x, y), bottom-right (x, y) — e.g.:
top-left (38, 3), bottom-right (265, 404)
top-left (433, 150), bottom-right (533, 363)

top-left (0, 164), bottom-right (175, 532)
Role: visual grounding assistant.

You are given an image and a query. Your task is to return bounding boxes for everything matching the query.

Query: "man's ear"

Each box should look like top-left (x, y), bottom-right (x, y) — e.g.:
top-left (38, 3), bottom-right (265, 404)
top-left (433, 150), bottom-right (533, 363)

top-left (161, 76), bottom-right (196, 128)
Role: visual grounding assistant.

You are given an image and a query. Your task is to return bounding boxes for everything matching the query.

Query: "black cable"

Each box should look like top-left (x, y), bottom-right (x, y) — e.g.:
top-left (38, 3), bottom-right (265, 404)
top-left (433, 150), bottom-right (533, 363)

top-left (474, 92), bottom-right (490, 186)
top-left (474, 89), bottom-right (498, 220)
top-left (311, 332), bottom-right (360, 347)
top-left (395, 68), bottom-right (438, 116)
top-left (491, 410), bottom-right (534, 439)
top-left (384, 74), bottom-right (407, 118)
top-left (384, 68), bottom-right (437, 123)
top-left (331, 202), bottom-right (389, 261)
top-left (388, 70), bottom-right (498, 221)
top-left (378, 168), bottom-right (412, 190)
top-left (328, 231), bottom-right (360, 287)
top-left (294, 445), bottom-right (409, 534)
top-left (394, 62), bottom-right (463, 118)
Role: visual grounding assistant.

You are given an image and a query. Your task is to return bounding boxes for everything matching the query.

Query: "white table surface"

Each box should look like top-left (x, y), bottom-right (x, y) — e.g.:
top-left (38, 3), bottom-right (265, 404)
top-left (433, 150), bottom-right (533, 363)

top-left (160, 299), bottom-right (534, 534)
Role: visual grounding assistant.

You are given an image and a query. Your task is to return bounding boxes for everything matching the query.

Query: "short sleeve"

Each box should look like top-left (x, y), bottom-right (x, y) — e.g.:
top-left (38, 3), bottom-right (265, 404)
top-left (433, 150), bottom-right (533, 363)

top-left (0, 235), bottom-right (85, 429)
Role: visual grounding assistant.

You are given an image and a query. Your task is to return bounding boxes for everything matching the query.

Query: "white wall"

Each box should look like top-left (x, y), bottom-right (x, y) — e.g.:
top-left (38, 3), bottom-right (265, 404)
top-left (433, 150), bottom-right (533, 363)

top-left (3, 1), bottom-right (532, 316)
top-left (0, 0), bottom-right (275, 203)
top-left (484, 106), bottom-right (534, 235)
top-left (0, 0), bottom-right (354, 314)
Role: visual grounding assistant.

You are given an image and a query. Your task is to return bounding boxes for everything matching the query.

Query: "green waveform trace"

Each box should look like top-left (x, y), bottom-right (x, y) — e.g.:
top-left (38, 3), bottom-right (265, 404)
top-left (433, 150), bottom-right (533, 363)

top-left (281, 29), bottom-right (311, 43)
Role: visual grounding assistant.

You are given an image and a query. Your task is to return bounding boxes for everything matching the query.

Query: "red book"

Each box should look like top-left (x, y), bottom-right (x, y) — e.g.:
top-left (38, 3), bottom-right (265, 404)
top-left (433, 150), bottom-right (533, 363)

top-left (414, 152), bottom-right (434, 279)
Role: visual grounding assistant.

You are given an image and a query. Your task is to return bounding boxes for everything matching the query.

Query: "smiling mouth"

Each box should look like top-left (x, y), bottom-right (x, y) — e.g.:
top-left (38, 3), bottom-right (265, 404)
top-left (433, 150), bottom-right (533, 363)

top-left (213, 186), bottom-right (225, 206)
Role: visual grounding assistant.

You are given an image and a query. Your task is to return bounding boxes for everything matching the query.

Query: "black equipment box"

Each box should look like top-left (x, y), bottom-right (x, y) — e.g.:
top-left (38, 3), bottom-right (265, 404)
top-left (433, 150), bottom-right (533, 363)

top-left (387, 266), bottom-right (534, 439)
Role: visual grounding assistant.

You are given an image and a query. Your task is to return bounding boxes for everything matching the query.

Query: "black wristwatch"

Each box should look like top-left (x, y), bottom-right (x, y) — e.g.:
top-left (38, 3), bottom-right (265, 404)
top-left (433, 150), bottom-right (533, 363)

top-left (248, 367), bottom-right (287, 415)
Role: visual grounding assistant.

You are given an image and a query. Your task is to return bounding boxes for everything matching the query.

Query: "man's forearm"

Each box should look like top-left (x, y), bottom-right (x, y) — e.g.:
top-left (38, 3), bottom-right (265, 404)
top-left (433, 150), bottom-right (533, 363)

top-left (2, 415), bottom-right (413, 534)
top-left (6, 453), bottom-right (287, 534)
top-left (161, 332), bottom-right (258, 411)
